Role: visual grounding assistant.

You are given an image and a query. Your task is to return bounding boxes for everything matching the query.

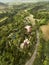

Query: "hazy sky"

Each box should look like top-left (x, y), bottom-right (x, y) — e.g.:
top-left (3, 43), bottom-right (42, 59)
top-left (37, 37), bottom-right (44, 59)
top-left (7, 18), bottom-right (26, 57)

top-left (0, 0), bottom-right (49, 3)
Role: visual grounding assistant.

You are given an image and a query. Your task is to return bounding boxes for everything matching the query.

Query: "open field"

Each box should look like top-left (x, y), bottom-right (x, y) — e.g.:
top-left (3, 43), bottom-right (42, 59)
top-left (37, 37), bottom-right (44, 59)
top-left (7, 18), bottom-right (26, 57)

top-left (40, 23), bottom-right (49, 40)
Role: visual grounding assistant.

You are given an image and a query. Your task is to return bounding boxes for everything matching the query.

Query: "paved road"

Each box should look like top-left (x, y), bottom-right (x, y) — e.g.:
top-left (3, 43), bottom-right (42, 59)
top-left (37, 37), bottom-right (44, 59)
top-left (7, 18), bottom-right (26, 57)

top-left (25, 14), bottom-right (40, 65)
top-left (25, 30), bottom-right (40, 65)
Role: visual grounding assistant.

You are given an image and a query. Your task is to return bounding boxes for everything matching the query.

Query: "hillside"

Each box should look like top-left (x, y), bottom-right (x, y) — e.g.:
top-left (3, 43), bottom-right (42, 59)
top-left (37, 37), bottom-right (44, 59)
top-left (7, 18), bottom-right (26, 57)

top-left (0, 2), bottom-right (8, 9)
top-left (0, 1), bottom-right (49, 65)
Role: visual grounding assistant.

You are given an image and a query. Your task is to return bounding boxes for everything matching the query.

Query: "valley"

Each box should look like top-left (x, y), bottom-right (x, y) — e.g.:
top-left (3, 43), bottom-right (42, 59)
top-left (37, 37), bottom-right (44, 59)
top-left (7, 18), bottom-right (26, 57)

top-left (0, 1), bottom-right (49, 65)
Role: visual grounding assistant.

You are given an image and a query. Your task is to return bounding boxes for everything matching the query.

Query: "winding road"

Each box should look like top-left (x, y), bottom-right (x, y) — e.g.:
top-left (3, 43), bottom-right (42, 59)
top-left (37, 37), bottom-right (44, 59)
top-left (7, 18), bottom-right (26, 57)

top-left (25, 30), bottom-right (40, 65)
top-left (25, 13), bottom-right (40, 65)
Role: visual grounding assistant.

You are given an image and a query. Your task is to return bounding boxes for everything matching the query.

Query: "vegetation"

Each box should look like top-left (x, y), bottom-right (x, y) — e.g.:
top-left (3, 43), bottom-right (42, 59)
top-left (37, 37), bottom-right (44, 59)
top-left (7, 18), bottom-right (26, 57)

top-left (0, 1), bottom-right (49, 65)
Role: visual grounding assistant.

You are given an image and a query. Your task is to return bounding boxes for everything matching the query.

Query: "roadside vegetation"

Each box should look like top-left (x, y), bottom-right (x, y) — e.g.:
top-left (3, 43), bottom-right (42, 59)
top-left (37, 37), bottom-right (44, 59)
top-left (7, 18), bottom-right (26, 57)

top-left (0, 2), bottom-right (49, 65)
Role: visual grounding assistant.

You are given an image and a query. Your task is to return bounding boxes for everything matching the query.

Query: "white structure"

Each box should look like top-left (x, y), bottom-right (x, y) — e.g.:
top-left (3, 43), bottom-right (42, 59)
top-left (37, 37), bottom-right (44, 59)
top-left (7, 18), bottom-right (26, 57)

top-left (25, 25), bottom-right (32, 33)
top-left (20, 43), bottom-right (24, 49)
top-left (24, 39), bottom-right (30, 45)
top-left (20, 39), bottom-right (30, 49)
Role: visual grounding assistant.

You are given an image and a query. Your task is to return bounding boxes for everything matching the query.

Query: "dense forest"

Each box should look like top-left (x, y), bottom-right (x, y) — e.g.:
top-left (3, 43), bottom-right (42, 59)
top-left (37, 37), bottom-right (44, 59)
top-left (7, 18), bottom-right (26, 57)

top-left (0, 1), bottom-right (49, 65)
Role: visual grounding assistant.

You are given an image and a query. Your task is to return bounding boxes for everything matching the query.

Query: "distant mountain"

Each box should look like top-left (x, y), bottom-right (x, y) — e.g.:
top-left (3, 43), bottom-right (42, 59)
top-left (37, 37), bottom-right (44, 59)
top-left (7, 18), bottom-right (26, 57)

top-left (0, 2), bottom-right (7, 6)
top-left (0, 2), bottom-right (8, 9)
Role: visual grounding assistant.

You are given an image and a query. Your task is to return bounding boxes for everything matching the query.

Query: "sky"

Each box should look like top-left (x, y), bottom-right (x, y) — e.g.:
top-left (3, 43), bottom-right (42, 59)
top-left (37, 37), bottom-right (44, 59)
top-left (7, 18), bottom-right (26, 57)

top-left (0, 0), bottom-right (49, 3)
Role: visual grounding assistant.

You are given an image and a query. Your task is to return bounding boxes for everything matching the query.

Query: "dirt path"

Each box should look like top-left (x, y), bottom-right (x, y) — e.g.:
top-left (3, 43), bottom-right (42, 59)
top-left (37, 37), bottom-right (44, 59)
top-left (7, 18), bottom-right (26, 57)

top-left (0, 17), bottom-right (8, 23)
